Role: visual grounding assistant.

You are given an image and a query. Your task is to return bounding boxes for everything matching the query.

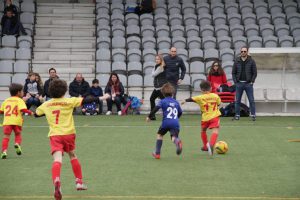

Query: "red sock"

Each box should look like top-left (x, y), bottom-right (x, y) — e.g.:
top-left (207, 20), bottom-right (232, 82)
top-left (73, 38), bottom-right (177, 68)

top-left (15, 133), bottom-right (22, 145)
top-left (71, 158), bottom-right (83, 183)
top-left (2, 138), bottom-right (9, 152)
top-left (210, 132), bottom-right (218, 147)
top-left (52, 161), bottom-right (62, 184)
top-left (201, 131), bottom-right (208, 148)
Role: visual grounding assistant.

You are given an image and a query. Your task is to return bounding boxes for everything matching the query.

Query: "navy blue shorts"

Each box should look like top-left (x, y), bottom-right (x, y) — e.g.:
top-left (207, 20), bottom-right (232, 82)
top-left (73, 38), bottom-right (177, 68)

top-left (157, 126), bottom-right (179, 137)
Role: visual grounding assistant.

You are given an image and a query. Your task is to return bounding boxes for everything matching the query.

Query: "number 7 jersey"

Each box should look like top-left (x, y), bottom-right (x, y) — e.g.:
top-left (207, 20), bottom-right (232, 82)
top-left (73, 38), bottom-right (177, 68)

top-left (192, 93), bottom-right (221, 122)
top-left (36, 97), bottom-right (82, 137)
top-left (0, 96), bottom-right (27, 126)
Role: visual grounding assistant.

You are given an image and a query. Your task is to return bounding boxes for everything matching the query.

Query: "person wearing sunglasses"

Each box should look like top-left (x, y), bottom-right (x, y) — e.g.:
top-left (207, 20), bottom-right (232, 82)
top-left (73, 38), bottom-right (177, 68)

top-left (207, 61), bottom-right (228, 93)
top-left (232, 46), bottom-right (257, 121)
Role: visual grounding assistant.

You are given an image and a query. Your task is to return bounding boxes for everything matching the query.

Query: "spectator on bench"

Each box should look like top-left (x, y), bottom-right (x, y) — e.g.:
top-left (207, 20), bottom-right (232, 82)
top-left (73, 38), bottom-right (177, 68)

top-left (135, 0), bottom-right (156, 15)
top-left (44, 68), bottom-right (59, 101)
top-left (69, 73), bottom-right (90, 98)
top-left (1, 8), bottom-right (27, 36)
top-left (23, 72), bottom-right (43, 109)
top-left (89, 78), bottom-right (104, 115)
top-left (207, 61), bottom-right (228, 93)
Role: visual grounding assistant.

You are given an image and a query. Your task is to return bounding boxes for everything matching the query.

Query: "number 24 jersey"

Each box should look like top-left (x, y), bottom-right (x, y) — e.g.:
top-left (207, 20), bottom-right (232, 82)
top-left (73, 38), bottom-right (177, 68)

top-left (0, 96), bottom-right (27, 126)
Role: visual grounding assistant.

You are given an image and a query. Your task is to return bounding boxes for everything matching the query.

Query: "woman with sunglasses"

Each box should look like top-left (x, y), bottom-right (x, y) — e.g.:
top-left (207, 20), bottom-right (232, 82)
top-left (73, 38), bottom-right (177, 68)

top-left (207, 61), bottom-right (228, 93)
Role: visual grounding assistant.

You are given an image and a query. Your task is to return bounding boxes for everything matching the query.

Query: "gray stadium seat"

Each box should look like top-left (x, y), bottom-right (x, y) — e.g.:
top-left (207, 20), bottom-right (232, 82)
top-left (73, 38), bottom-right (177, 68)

top-left (186, 25), bottom-right (199, 37)
top-left (97, 14), bottom-right (110, 27)
top-left (112, 36), bottom-right (126, 48)
top-left (155, 3), bottom-right (167, 15)
top-left (112, 49), bottom-right (126, 62)
top-left (190, 61), bottom-right (205, 74)
top-left (182, 3), bottom-right (196, 15)
top-left (200, 24), bottom-right (214, 37)
top-left (14, 61), bottom-right (29, 73)
top-left (16, 48), bottom-right (31, 60)
top-left (222, 61), bottom-right (234, 75)
top-left (20, 12), bottom-right (34, 24)
top-left (2, 35), bottom-right (17, 47)
top-left (202, 36), bottom-right (217, 50)
top-left (254, 2), bottom-right (268, 14)
top-left (191, 74), bottom-right (206, 89)
top-left (248, 36), bottom-right (263, 48)
top-left (112, 61), bottom-right (126, 71)
top-left (240, 2), bottom-right (253, 14)
top-left (211, 3), bottom-right (224, 15)
top-left (127, 36), bottom-right (141, 49)
top-left (187, 36), bottom-right (201, 49)
top-left (0, 61), bottom-right (13, 73)
top-left (245, 24), bottom-right (259, 37)
top-left (196, 2), bottom-right (210, 14)
top-left (140, 14), bottom-right (153, 26)
top-left (142, 37), bottom-right (156, 49)
top-left (143, 61), bottom-right (155, 75)
top-left (260, 24), bottom-right (274, 38)
top-left (275, 24), bottom-right (290, 37)
top-left (169, 14), bottom-right (183, 26)
top-left (158, 49), bottom-right (169, 57)
top-left (215, 24), bottom-right (229, 37)
top-left (128, 71), bottom-right (143, 87)
top-left (257, 13), bottom-right (271, 26)
top-left (23, 24), bottom-right (33, 36)
top-left (220, 48), bottom-right (234, 62)
top-left (112, 25), bottom-right (125, 37)
top-left (127, 61), bottom-right (142, 71)
top-left (97, 37), bottom-right (111, 49)
top-left (96, 2), bottom-right (109, 14)
top-left (143, 74), bottom-right (153, 87)
top-left (111, 4), bottom-right (124, 15)
top-left (230, 24), bottom-right (244, 37)
top-left (125, 13), bottom-right (139, 26)
top-left (21, 2), bottom-right (35, 12)
top-left (279, 35), bottom-right (294, 47)
top-left (141, 25), bottom-right (155, 38)
top-left (227, 13), bottom-right (242, 26)
top-left (213, 13), bottom-right (226, 26)
top-left (291, 24), bottom-right (300, 37)
top-left (111, 13), bottom-right (124, 26)
top-left (12, 73), bottom-right (27, 84)
top-left (272, 13), bottom-right (286, 25)
top-left (198, 13), bottom-right (212, 26)
top-left (204, 49), bottom-right (219, 62)
top-left (287, 13), bottom-right (300, 26)
top-left (189, 49), bottom-right (204, 62)
top-left (242, 13), bottom-right (256, 25)
top-left (126, 25), bottom-right (140, 37)
top-left (142, 49), bottom-right (157, 62)
top-left (171, 25), bottom-right (185, 37)
top-left (225, 2), bottom-right (239, 14)
top-left (263, 35), bottom-right (278, 47)
top-left (233, 36), bottom-right (247, 50)
top-left (96, 61), bottom-right (111, 73)
top-left (154, 14), bottom-right (168, 26)
top-left (0, 48), bottom-right (15, 60)
top-left (172, 36), bottom-right (186, 49)
top-left (127, 49), bottom-right (141, 62)
top-left (184, 13), bottom-right (197, 26)
top-left (96, 49), bottom-right (111, 61)
top-left (269, 2), bottom-right (282, 14)
top-left (217, 36), bottom-right (232, 49)
top-left (283, 1), bottom-right (297, 13)
top-left (295, 36), bottom-right (300, 47)
top-left (155, 25), bottom-right (170, 37)
top-left (97, 25), bottom-right (110, 37)
top-left (168, 3), bottom-right (181, 15)
top-left (96, 73), bottom-right (110, 87)
top-left (157, 37), bottom-right (171, 50)
top-left (176, 48), bottom-right (188, 62)
top-left (0, 74), bottom-right (12, 86)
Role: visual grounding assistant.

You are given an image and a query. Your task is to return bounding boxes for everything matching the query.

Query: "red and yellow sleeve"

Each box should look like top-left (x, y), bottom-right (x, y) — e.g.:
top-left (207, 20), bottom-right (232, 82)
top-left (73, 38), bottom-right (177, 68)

top-left (0, 102), bottom-right (4, 112)
top-left (36, 104), bottom-right (45, 116)
top-left (71, 97), bottom-right (83, 108)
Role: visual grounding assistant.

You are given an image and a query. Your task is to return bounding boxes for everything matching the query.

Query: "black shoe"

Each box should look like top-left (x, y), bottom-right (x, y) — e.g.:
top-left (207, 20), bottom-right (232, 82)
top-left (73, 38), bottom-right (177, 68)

top-left (149, 116), bottom-right (156, 121)
top-left (251, 116), bottom-right (256, 121)
top-left (232, 116), bottom-right (240, 121)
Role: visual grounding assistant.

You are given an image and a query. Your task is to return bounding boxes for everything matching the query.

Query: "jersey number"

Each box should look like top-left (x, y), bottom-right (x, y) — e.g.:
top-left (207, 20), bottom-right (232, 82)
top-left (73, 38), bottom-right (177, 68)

top-left (167, 107), bottom-right (178, 119)
top-left (204, 102), bottom-right (217, 112)
top-left (52, 110), bottom-right (60, 124)
top-left (5, 105), bottom-right (19, 117)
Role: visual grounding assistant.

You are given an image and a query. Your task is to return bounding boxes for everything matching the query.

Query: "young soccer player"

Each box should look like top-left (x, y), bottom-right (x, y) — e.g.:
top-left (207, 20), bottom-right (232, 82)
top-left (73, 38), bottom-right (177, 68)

top-left (146, 83), bottom-right (183, 159)
top-left (0, 83), bottom-right (33, 159)
top-left (181, 80), bottom-right (221, 156)
top-left (34, 79), bottom-right (109, 200)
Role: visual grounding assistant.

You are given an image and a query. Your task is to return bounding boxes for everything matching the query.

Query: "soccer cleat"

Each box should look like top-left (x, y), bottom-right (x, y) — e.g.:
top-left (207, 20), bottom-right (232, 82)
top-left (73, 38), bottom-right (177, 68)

top-left (76, 183), bottom-right (88, 191)
top-left (232, 115), bottom-right (240, 121)
top-left (206, 142), bottom-right (214, 156)
top-left (1, 152), bottom-right (7, 159)
top-left (176, 141), bottom-right (183, 155)
top-left (106, 111), bottom-right (112, 115)
top-left (152, 152), bottom-right (160, 159)
top-left (54, 181), bottom-right (62, 200)
top-left (118, 111), bottom-right (122, 116)
top-left (14, 144), bottom-right (22, 155)
top-left (251, 116), bottom-right (256, 121)
top-left (201, 147), bottom-right (208, 152)
top-left (149, 116), bottom-right (156, 121)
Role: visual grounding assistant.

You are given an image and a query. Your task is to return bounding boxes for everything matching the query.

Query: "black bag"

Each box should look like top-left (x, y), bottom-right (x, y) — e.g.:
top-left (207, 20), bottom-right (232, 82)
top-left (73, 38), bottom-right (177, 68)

top-left (220, 102), bottom-right (250, 117)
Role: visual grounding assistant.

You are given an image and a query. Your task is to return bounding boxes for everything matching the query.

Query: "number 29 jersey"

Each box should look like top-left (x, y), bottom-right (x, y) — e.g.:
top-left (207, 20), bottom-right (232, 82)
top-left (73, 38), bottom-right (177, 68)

top-left (157, 97), bottom-right (182, 130)
top-left (36, 97), bottom-right (83, 137)
top-left (0, 96), bottom-right (27, 126)
top-left (192, 93), bottom-right (221, 122)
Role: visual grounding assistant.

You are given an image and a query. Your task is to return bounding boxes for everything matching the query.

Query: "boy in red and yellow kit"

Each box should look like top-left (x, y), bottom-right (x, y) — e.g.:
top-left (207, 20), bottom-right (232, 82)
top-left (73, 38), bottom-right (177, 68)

top-left (35, 79), bottom-right (109, 200)
top-left (0, 83), bottom-right (33, 159)
top-left (181, 80), bottom-right (221, 156)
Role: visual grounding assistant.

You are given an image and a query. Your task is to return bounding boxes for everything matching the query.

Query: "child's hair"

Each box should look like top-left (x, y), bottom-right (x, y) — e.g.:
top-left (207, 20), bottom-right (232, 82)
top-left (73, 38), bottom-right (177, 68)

top-left (200, 80), bottom-right (212, 92)
top-left (161, 83), bottom-right (174, 97)
top-left (92, 79), bottom-right (99, 84)
top-left (28, 72), bottom-right (35, 78)
top-left (49, 79), bottom-right (67, 98)
top-left (9, 83), bottom-right (23, 96)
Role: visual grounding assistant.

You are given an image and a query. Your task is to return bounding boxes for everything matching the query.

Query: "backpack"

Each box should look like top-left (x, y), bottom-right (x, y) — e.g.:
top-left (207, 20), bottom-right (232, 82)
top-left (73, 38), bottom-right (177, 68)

top-left (220, 102), bottom-right (250, 117)
top-left (121, 96), bottom-right (143, 115)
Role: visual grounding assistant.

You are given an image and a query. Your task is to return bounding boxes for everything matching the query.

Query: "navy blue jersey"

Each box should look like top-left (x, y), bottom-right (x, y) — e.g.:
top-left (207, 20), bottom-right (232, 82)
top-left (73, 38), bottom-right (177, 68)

top-left (157, 97), bottom-right (182, 130)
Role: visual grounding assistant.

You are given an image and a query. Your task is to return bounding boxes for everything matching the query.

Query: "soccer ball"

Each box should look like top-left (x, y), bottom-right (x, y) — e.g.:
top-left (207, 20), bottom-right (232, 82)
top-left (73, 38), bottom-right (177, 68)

top-left (214, 141), bottom-right (228, 154)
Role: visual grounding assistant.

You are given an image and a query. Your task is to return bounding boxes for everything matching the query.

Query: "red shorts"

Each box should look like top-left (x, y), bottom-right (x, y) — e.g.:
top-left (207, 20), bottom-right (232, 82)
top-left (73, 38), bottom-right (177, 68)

top-left (3, 125), bottom-right (22, 135)
top-left (49, 134), bottom-right (76, 155)
top-left (201, 117), bottom-right (220, 130)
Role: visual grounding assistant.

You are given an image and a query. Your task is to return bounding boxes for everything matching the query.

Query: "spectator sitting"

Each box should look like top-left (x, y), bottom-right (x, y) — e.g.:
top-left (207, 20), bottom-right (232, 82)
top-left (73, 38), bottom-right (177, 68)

top-left (82, 95), bottom-right (99, 116)
top-left (69, 73), bottom-right (90, 98)
top-left (134, 0), bottom-right (156, 15)
top-left (105, 72), bottom-right (125, 116)
top-left (4, 0), bottom-right (19, 18)
top-left (207, 61), bottom-right (228, 93)
top-left (43, 68), bottom-right (58, 100)
top-left (23, 72), bottom-right (43, 109)
top-left (89, 78), bottom-right (104, 114)
top-left (35, 73), bottom-right (44, 98)
top-left (1, 8), bottom-right (27, 36)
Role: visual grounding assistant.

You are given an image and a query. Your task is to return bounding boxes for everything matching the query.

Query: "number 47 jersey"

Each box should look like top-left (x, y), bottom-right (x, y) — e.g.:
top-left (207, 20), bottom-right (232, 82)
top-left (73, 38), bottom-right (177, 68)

top-left (157, 97), bottom-right (182, 129)
top-left (0, 96), bottom-right (27, 126)
top-left (36, 97), bottom-right (83, 137)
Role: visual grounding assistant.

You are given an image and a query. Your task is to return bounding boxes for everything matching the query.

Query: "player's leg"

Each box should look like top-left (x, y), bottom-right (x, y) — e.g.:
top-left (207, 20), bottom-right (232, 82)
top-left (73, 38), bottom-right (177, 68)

top-left (171, 129), bottom-right (182, 155)
top-left (67, 151), bottom-right (87, 190)
top-left (200, 122), bottom-right (208, 151)
top-left (153, 127), bottom-right (166, 159)
top-left (13, 126), bottom-right (22, 155)
top-left (1, 126), bottom-right (13, 159)
top-left (114, 96), bottom-right (122, 115)
top-left (245, 83), bottom-right (256, 121)
top-left (52, 151), bottom-right (63, 200)
top-left (234, 82), bottom-right (245, 120)
top-left (206, 118), bottom-right (220, 156)
top-left (106, 98), bottom-right (113, 115)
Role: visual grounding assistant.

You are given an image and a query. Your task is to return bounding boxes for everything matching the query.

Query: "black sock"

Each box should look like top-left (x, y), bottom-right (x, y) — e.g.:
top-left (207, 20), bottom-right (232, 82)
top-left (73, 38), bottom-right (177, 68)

top-left (155, 140), bottom-right (163, 155)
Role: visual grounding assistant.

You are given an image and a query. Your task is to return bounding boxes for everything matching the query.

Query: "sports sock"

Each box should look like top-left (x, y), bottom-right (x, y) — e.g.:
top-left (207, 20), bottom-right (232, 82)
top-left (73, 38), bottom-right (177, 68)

top-left (2, 138), bottom-right (9, 152)
top-left (15, 133), bottom-right (22, 145)
top-left (71, 158), bottom-right (83, 183)
top-left (52, 161), bottom-right (62, 184)
top-left (210, 132), bottom-right (218, 147)
top-left (173, 137), bottom-right (180, 145)
top-left (201, 131), bottom-right (208, 148)
top-left (155, 139), bottom-right (163, 155)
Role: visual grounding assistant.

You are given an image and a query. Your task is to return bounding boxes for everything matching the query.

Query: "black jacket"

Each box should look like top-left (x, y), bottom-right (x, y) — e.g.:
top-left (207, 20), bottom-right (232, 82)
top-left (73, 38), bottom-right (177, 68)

top-left (152, 64), bottom-right (167, 88)
top-left (232, 56), bottom-right (257, 84)
top-left (105, 82), bottom-right (125, 97)
top-left (163, 55), bottom-right (186, 85)
top-left (69, 79), bottom-right (90, 97)
top-left (43, 76), bottom-right (58, 98)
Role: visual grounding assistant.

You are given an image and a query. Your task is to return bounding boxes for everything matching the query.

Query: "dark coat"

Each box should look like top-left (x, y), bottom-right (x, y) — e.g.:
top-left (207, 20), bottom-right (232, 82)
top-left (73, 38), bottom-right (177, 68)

top-left (69, 79), bottom-right (90, 97)
top-left (90, 86), bottom-right (103, 97)
top-left (105, 82), bottom-right (125, 97)
top-left (163, 55), bottom-right (186, 85)
top-left (232, 56), bottom-right (257, 84)
top-left (43, 76), bottom-right (58, 98)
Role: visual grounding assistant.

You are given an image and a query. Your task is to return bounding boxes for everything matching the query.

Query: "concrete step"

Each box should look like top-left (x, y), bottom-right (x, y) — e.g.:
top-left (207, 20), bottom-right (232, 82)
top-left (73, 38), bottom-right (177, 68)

top-left (38, 3), bottom-right (95, 7)
top-left (49, 54), bottom-right (93, 61)
top-left (36, 29), bottom-right (95, 37)
top-left (52, 19), bottom-right (94, 25)
top-left (34, 48), bottom-right (95, 52)
top-left (32, 66), bottom-right (94, 74)
top-left (34, 36), bottom-right (95, 40)
top-left (33, 52), bottom-right (95, 61)
top-left (50, 42), bottom-right (94, 49)
top-left (36, 13), bottom-right (95, 18)
top-left (32, 60), bottom-right (95, 64)
top-left (37, 17), bottom-right (94, 25)
top-left (35, 24), bottom-right (95, 29)
top-left (34, 39), bottom-right (95, 48)
top-left (53, 8), bottom-right (95, 14)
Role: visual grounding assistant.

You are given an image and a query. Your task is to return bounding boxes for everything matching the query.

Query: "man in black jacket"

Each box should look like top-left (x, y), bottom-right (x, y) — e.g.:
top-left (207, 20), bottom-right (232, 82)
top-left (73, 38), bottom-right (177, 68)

top-left (44, 68), bottom-right (58, 100)
top-left (69, 73), bottom-right (90, 97)
top-left (232, 46), bottom-right (257, 121)
top-left (163, 47), bottom-right (186, 99)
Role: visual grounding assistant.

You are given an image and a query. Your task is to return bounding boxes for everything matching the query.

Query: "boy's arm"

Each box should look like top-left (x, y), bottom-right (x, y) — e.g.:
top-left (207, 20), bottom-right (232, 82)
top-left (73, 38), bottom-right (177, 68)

top-left (181, 97), bottom-right (195, 105)
top-left (21, 109), bottom-right (33, 115)
top-left (81, 94), bottom-right (110, 104)
top-left (147, 106), bottom-right (160, 119)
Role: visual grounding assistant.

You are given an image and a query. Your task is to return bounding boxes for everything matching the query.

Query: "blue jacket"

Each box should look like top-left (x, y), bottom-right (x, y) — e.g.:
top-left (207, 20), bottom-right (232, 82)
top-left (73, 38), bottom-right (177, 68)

top-left (90, 86), bottom-right (103, 97)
